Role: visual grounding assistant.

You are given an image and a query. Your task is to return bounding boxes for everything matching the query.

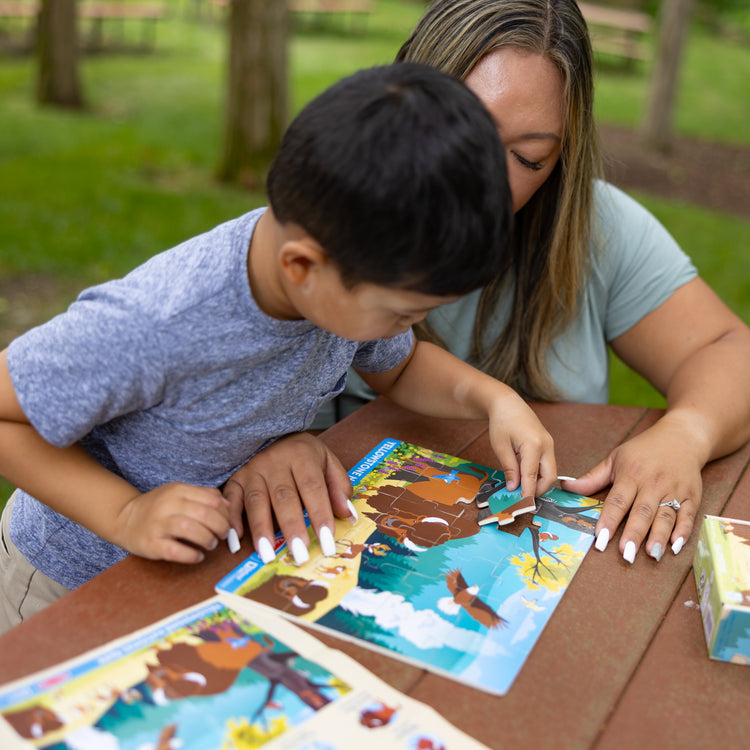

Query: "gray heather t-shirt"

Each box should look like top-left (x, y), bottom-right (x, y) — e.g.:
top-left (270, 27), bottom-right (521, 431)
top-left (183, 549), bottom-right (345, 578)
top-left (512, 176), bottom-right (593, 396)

top-left (7, 207), bottom-right (413, 588)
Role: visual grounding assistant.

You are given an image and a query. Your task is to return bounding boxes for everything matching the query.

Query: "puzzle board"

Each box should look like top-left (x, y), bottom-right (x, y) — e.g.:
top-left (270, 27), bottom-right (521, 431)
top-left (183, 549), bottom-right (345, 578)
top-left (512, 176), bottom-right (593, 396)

top-left (217, 439), bottom-right (603, 696)
top-left (0, 595), bottom-right (489, 749)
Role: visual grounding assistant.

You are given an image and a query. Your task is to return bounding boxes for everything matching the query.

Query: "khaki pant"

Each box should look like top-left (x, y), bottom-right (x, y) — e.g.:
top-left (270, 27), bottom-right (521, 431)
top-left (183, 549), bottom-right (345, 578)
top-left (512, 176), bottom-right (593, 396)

top-left (0, 492), bottom-right (70, 634)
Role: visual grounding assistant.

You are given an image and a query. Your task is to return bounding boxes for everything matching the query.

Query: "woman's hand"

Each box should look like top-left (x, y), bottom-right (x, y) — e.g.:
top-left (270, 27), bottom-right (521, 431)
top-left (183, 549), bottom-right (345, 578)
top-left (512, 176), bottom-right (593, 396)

top-left (222, 432), bottom-right (354, 565)
top-left (563, 416), bottom-right (704, 562)
top-left (573, 277), bottom-right (750, 562)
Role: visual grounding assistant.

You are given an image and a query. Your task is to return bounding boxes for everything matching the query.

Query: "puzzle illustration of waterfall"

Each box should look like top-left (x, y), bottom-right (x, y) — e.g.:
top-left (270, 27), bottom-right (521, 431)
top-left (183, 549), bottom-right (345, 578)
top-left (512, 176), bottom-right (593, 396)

top-left (217, 439), bottom-right (603, 695)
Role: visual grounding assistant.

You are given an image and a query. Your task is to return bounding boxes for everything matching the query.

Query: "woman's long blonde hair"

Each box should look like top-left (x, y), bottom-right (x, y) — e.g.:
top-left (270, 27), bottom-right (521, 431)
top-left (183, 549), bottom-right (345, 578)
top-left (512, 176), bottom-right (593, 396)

top-left (397, 0), bottom-right (602, 400)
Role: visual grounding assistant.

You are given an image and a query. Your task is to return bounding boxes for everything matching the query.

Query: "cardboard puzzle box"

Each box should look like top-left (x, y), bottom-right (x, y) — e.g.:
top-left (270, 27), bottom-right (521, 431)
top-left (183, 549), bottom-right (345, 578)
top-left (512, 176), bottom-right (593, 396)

top-left (693, 514), bottom-right (750, 665)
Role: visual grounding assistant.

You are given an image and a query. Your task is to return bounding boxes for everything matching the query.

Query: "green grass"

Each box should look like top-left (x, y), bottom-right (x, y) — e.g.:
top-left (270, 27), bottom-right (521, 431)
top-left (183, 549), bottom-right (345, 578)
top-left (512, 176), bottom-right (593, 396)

top-left (0, 1), bottom-right (749, 506)
top-left (594, 22), bottom-right (750, 145)
top-left (608, 192), bottom-right (750, 407)
top-left (0, 2), bottom-right (425, 283)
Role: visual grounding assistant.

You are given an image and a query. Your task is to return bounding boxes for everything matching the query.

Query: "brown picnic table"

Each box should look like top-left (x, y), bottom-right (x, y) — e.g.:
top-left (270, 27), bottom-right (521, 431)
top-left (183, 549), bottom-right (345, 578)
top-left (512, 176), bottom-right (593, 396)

top-left (1, 397), bottom-right (749, 747)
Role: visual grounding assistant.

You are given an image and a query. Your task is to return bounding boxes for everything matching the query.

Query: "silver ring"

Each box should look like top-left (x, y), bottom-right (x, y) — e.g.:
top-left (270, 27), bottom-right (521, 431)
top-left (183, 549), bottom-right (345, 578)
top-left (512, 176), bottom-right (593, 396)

top-left (659, 499), bottom-right (681, 511)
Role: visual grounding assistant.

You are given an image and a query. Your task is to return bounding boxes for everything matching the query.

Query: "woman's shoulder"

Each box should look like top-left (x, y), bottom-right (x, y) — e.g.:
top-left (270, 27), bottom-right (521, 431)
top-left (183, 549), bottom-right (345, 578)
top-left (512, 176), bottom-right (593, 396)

top-left (590, 179), bottom-right (690, 265)
top-left (592, 179), bottom-right (657, 228)
top-left (586, 181), bottom-right (696, 338)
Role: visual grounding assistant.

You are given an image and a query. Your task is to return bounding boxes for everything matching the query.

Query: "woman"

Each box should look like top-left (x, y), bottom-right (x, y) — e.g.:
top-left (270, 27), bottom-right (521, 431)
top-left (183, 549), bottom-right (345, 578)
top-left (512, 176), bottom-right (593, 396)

top-left (227, 0), bottom-right (750, 566)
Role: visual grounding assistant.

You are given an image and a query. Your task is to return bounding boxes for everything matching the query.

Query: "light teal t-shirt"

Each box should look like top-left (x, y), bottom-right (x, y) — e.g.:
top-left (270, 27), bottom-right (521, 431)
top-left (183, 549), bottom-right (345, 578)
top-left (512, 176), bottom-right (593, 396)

top-left (316, 181), bottom-right (697, 426)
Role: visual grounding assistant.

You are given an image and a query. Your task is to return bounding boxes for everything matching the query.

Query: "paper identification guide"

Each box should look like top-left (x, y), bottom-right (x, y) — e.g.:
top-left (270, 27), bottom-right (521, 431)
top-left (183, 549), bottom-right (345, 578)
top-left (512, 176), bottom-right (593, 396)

top-left (217, 439), bottom-right (603, 696)
top-left (0, 594), bottom-right (487, 749)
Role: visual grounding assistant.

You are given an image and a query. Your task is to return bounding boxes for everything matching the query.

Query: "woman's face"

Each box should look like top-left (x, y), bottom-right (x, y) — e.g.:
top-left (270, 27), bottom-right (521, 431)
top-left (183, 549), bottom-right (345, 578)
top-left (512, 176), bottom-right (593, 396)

top-left (464, 47), bottom-right (564, 213)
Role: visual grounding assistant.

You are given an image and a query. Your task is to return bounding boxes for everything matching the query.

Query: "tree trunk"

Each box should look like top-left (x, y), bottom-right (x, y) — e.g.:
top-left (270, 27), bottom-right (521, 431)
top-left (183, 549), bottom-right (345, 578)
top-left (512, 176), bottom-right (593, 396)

top-left (641, 0), bottom-right (693, 152)
top-left (218, 0), bottom-right (289, 188)
top-left (37, 0), bottom-right (84, 108)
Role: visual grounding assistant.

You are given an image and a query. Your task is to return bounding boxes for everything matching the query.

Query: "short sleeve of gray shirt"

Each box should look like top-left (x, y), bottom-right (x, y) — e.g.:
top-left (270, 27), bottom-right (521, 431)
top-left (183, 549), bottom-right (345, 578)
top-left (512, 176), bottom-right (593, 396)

top-left (5, 207), bottom-right (413, 588)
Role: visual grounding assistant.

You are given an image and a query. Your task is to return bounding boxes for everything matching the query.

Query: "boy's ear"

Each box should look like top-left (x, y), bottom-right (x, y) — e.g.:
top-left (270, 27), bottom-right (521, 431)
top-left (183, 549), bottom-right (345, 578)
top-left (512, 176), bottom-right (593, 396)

top-left (279, 237), bottom-right (328, 289)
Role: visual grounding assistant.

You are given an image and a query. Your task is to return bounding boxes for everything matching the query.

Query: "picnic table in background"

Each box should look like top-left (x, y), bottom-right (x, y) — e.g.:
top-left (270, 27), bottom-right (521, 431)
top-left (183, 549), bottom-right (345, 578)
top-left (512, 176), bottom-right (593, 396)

top-left (579, 2), bottom-right (652, 66)
top-left (0, 0), bottom-right (36, 51)
top-left (201, 0), bottom-right (374, 34)
top-left (290, 0), bottom-right (374, 33)
top-left (79, 1), bottom-right (167, 53)
top-left (0, 0), bottom-right (167, 53)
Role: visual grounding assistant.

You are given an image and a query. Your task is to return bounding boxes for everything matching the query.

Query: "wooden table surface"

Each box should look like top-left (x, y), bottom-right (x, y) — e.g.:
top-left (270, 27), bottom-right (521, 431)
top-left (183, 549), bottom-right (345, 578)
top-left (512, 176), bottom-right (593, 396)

top-left (1, 398), bottom-right (749, 748)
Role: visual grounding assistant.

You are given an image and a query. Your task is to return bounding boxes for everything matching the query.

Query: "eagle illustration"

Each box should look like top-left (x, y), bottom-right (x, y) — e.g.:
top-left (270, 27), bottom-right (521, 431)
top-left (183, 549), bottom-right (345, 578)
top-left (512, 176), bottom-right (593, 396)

top-left (438, 569), bottom-right (508, 629)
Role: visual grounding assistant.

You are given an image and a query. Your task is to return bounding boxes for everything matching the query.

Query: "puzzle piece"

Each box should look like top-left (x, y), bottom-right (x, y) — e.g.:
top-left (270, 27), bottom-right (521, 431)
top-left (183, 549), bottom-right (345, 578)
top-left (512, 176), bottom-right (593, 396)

top-left (477, 491), bottom-right (537, 528)
top-left (438, 568), bottom-right (509, 631)
top-left (410, 517), bottom-right (453, 548)
top-left (359, 476), bottom-right (481, 551)
top-left (474, 471), bottom-right (507, 509)
top-left (380, 466), bottom-right (424, 486)
top-left (385, 446), bottom-right (495, 508)
top-left (532, 492), bottom-right (601, 536)
top-left (399, 569), bottom-right (440, 599)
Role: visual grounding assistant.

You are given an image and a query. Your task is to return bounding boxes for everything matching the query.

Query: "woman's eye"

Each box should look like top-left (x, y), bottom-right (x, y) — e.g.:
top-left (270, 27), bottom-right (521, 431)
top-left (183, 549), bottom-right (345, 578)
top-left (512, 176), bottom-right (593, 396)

top-left (513, 152), bottom-right (544, 172)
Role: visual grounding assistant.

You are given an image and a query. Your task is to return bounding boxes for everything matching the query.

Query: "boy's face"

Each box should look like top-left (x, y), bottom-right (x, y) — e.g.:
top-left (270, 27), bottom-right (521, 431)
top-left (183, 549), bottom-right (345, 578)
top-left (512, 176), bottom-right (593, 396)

top-left (293, 261), bottom-right (456, 341)
top-left (269, 219), bottom-right (457, 341)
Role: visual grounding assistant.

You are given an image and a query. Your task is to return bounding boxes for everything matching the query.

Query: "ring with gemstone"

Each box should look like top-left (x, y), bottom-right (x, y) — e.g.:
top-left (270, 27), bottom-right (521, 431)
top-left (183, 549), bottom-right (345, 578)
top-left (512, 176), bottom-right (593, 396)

top-left (659, 499), bottom-right (681, 510)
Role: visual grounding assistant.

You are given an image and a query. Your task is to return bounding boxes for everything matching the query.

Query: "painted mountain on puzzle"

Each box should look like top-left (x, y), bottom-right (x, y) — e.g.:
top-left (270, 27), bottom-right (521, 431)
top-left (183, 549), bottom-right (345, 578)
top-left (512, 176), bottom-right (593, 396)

top-left (216, 439), bottom-right (602, 695)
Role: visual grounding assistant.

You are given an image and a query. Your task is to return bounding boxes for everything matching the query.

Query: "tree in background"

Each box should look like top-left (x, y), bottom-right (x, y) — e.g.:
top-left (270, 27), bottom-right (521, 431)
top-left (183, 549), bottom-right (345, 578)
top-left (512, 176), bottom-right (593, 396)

top-left (642, 0), bottom-right (693, 151)
top-left (37, 0), bottom-right (84, 108)
top-left (218, 0), bottom-right (289, 188)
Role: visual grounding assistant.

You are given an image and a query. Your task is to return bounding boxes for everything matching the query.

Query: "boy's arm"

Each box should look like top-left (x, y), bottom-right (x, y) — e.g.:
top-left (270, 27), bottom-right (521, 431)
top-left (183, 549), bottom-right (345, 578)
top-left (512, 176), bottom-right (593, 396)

top-left (359, 340), bottom-right (557, 500)
top-left (0, 349), bottom-right (231, 564)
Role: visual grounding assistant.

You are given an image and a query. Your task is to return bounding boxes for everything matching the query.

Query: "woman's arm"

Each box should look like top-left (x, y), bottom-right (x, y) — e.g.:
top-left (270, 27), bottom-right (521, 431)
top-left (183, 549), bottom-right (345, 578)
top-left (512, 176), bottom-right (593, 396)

top-left (567, 277), bottom-right (750, 561)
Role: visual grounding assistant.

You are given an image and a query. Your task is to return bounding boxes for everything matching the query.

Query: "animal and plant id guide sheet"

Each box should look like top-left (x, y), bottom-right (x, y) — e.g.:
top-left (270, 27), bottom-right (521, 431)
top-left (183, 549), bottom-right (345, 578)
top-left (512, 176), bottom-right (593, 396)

top-left (0, 595), bottom-right (488, 750)
top-left (217, 439), bottom-right (603, 696)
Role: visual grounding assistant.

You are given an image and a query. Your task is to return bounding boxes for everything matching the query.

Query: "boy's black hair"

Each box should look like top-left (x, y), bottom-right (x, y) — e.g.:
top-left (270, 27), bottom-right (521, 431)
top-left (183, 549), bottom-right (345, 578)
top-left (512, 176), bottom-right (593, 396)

top-left (266, 62), bottom-right (512, 296)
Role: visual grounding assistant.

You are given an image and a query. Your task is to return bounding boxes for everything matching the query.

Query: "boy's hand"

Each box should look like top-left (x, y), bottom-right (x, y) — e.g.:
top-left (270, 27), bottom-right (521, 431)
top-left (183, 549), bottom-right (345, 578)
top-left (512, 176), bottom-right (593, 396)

top-left (223, 432), bottom-right (353, 564)
top-left (487, 395), bottom-right (556, 501)
top-left (114, 483), bottom-right (232, 564)
top-left (362, 341), bottom-right (556, 500)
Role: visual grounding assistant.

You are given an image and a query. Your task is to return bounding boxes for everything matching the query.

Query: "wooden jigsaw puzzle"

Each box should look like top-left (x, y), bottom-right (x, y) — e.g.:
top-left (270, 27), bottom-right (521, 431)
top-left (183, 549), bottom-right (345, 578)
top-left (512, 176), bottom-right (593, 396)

top-left (217, 439), bottom-right (603, 695)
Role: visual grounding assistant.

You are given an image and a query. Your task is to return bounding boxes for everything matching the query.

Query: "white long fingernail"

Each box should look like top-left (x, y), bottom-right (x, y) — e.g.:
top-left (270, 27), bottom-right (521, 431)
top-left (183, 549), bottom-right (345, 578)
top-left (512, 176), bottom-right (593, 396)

top-left (257, 536), bottom-right (276, 564)
top-left (557, 475), bottom-right (577, 482)
top-left (594, 527), bottom-right (610, 552)
top-left (226, 528), bottom-right (240, 554)
top-left (672, 536), bottom-right (685, 556)
top-left (649, 543), bottom-right (664, 562)
top-left (290, 536), bottom-right (309, 566)
top-left (346, 499), bottom-right (359, 526)
top-left (623, 540), bottom-right (636, 564)
top-left (318, 526), bottom-right (336, 557)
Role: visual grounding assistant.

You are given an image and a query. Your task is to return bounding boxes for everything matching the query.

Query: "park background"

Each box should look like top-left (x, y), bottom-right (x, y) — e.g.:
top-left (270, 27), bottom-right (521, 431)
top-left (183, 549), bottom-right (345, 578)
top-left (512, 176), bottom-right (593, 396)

top-left (0, 0), bottom-right (749, 506)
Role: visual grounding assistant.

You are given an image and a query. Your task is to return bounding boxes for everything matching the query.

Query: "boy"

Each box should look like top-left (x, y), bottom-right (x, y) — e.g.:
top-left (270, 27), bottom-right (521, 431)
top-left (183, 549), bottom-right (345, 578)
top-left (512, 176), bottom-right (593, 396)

top-left (0, 63), bottom-right (556, 632)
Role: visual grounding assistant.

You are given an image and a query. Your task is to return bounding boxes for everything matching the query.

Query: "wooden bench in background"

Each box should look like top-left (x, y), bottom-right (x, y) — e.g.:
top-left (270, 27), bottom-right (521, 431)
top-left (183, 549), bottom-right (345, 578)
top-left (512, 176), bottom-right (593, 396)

top-left (204, 0), bottom-right (374, 34)
top-left (79, 1), bottom-right (166, 52)
top-left (289, 0), bottom-right (374, 34)
top-left (0, 0), bottom-right (37, 51)
top-left (0, 0), bottom-right (166, 53)
top-left (201, 0), bottom-right (373, 31)
top-left (579, 2), bottom-right (652, 65)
